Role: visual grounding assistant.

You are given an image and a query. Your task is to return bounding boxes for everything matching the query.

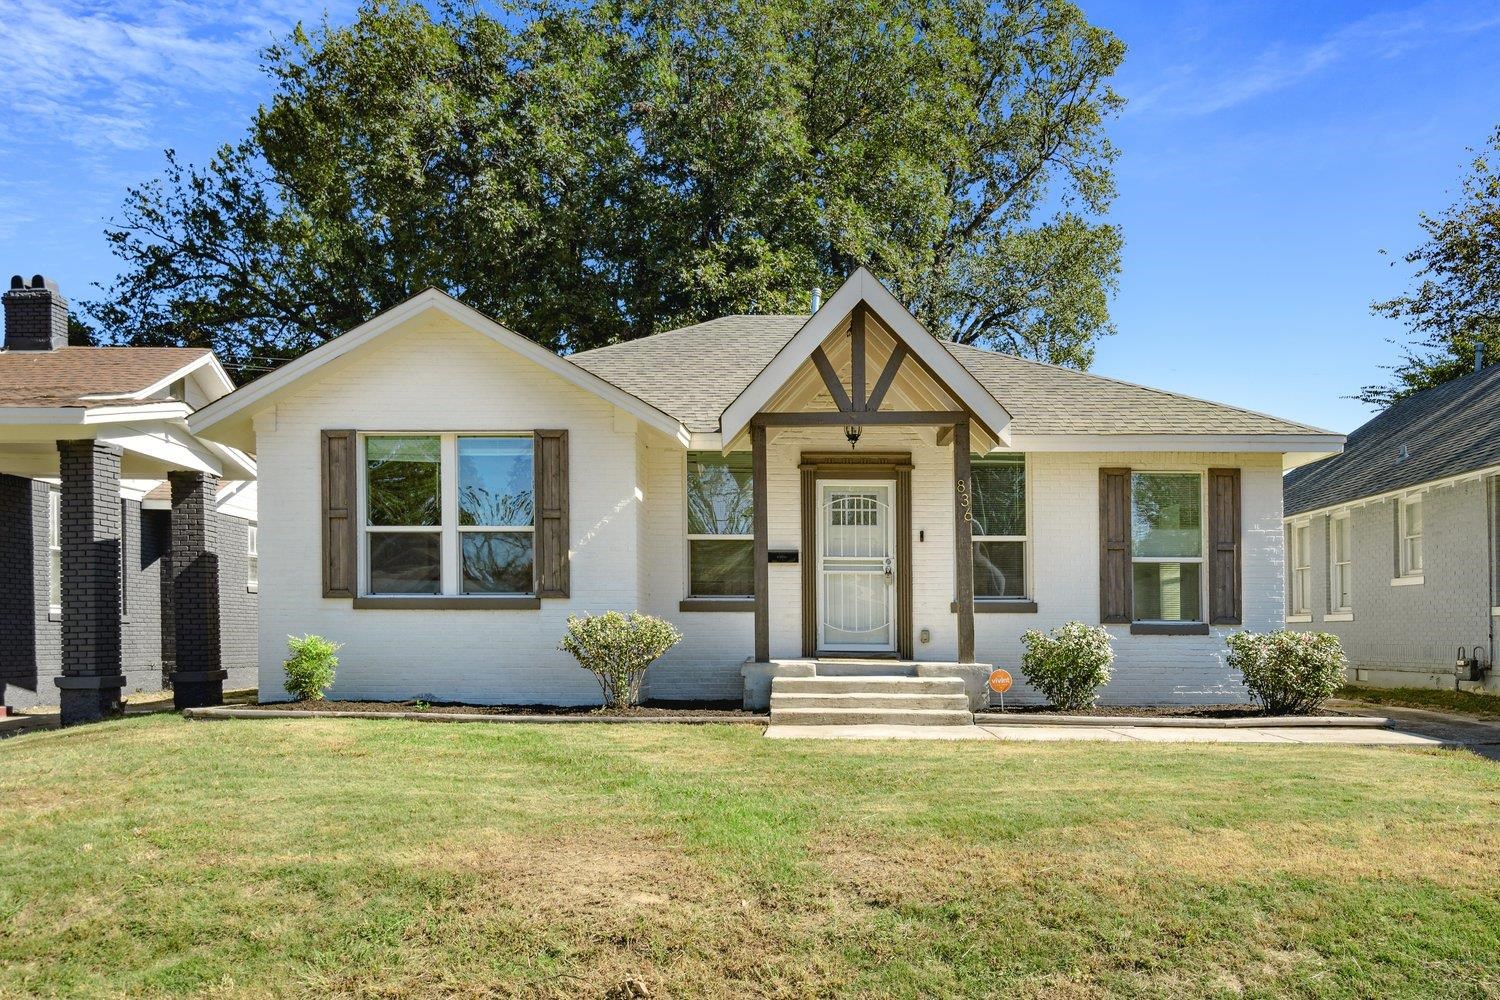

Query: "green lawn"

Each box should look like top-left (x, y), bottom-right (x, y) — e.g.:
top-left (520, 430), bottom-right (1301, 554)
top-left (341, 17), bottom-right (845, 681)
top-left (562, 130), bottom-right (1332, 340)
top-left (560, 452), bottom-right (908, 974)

top-left (1337, 683), bottom-right (1500, 720)
top-left (1, 718), bottom-right (1497, 998)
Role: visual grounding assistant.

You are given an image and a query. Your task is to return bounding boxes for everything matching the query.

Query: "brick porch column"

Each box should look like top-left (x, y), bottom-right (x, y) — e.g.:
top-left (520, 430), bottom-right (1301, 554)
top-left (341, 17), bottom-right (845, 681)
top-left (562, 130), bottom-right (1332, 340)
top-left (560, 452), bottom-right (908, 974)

top-left (169, 471), bottom-right (225, 709)
top-left (55, 441), bottom-right (125, 725)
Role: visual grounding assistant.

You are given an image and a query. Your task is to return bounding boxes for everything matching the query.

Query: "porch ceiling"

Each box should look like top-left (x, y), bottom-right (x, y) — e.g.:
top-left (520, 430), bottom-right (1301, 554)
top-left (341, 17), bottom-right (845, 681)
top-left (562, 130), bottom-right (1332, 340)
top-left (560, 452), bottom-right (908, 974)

top-left (0, 419), bottom-right (255, 480)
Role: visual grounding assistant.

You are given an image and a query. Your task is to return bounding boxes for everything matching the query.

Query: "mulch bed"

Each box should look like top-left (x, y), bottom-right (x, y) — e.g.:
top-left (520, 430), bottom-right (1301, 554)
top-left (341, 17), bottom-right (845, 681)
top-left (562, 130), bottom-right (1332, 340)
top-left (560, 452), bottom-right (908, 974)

top-left (978, 704), bottom-right (1338, 719)
top-left (246, 699), bottom-right (759, 719)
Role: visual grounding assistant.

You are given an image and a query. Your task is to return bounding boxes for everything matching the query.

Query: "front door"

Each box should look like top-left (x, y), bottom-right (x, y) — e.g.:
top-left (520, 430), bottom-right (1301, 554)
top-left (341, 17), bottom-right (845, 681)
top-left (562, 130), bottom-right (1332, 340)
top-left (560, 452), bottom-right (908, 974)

top-left (818, 481), bottom-right (896, 652)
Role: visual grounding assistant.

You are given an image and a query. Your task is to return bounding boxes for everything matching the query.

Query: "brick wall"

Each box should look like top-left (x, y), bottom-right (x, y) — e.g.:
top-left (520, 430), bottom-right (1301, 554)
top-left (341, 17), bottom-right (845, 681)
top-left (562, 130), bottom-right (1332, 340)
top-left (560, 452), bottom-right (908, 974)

top-left (0, 472), bottom-right (260, 710)
top-left (1287, 478), bottom-right (1498, 693)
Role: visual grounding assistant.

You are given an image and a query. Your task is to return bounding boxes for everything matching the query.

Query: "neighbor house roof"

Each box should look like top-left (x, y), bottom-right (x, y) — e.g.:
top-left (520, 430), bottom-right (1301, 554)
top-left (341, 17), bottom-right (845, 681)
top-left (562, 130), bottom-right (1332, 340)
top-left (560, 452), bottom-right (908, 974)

top-left (571, 317), bottom-right (1333, 440)
top-left (1284, 363), bottom-right (1500, 516)
top-left (0, 347), bottom-right (213, 408)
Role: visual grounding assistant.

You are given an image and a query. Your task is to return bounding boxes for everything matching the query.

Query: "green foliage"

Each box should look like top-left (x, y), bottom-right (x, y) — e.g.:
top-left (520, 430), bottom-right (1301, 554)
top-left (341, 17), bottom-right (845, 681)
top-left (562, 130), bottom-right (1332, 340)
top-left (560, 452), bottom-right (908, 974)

top-left (1019, 621), bottom-right (1114, 710)
top-left (1362, 125), bottom-right (1500, 406)
top-left (559, 611), bottom-right (683, 709)
top-left (90, 0), bottom-right (1125, 379)
top-left (283, 634), bottom-right (342, 701)
top-left (1225, 630), bottom-right (1347, 716)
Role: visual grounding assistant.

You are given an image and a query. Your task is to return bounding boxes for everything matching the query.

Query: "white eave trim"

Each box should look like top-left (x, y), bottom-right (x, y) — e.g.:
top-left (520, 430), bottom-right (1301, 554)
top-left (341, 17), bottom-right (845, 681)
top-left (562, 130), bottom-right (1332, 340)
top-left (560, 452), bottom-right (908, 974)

top-left (78, 352), bottom-right (234, 403)
top-left (188, 289), bottom-right (689, 445)
top-left (1005, 432), bottom-right (1346, 454)
top-left (1284, 461), bottom-right (1500, 522)
top-left (0, 401), bottom-right (193, 425)
top-left (718, 268), bottom-right (1012, 445)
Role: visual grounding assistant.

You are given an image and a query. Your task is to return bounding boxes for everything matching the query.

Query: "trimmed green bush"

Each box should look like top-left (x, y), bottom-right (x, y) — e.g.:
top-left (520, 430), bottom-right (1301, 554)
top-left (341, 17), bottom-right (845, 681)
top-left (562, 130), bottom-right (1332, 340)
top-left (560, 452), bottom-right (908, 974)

top-left (283, 634), bottom-right (342, 701)
top-left (1019, 622), bottom-right (1114, 711)
top-left (559, 611), bottom-right (683, 709)
top-left (1225, 629), bottom-right (1347, 715)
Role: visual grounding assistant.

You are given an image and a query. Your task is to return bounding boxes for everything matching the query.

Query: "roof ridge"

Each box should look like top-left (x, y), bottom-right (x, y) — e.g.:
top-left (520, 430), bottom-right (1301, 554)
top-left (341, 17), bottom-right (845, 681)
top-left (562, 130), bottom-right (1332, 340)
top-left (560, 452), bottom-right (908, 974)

top-left (945, 341), bottom-right (1333, 435)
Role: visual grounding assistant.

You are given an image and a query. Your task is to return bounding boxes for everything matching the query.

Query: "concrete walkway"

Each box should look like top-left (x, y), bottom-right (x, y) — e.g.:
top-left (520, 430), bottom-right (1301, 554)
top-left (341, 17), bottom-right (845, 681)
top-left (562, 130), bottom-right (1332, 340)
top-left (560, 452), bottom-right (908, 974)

top-left (765, 722), bottom-right (1448, 746)
top-left (1324, 700), bottom-right (1500, 762)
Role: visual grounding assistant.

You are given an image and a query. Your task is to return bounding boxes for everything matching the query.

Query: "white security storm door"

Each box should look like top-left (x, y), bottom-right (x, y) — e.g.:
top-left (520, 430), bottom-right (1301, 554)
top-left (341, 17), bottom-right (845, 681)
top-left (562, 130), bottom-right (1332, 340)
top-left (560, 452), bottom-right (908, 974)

top-left (818, 481), bottom-right (896, 651)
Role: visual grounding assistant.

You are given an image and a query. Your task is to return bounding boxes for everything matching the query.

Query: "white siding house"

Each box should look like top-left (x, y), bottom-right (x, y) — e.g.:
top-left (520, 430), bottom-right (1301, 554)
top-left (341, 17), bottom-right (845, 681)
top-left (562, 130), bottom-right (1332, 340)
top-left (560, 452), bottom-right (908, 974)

top-left (191, 269), bottom-right (1342, 707)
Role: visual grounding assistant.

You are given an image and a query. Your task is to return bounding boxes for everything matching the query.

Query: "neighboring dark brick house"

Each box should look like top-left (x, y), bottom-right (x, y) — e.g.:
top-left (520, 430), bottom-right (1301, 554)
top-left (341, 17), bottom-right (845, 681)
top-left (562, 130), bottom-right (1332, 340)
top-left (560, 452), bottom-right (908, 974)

top-left (0, 275), bottom-right (258, 721)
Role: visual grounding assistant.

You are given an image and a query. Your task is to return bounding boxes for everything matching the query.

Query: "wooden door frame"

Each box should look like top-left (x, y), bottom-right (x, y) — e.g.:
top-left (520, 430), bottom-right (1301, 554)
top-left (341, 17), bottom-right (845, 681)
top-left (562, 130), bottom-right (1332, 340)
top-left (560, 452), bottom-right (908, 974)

top-left (799, 452), bottom-right (914, 659)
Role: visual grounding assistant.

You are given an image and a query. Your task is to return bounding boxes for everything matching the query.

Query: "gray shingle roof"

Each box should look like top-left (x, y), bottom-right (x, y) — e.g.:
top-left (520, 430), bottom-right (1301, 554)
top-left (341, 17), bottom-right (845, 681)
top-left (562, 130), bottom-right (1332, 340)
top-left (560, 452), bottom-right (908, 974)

top-left (571, 315), bottom-right (1331, 439)
top-left (1284, 364), bottom-right (1500, 515)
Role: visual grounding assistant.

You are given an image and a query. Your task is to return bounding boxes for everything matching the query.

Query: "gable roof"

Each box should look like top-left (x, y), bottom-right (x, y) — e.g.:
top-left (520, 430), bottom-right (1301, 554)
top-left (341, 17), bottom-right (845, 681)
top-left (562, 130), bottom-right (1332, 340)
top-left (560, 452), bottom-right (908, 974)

top-left (1284, 363), bottom-right (1500, 516)
top-left (573, 317), bottom-right (1337, 445)
top-left (188, 288), bottom-right (689, 450)
top-left (0, 347), bottom-right (220, 408)
top-left (716, 268), bottom-right (1012, 444)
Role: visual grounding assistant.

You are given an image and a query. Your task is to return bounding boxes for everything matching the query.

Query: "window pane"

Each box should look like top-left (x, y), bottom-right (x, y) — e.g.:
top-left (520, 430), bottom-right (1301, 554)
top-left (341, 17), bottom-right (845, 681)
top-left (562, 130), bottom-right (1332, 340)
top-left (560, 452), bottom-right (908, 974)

top-left (687, 452), bottom-right (753, 536)
top-left (458, 437), bottom-right (534, 527)
top-left (48, 550), bottom-right (60, 608)
top-left (974, 540), bottom-right (1025, 598)
top-left (1132, 561), bottom-right (1202, 621)
top-left (366, 436), bottom-right (440, 527)
top-left (971, 457), bottom-right (1024, 537)
top-left (462, 532), bottom-right (534, 594)
top-left (1406, 500), bottom-right (1423, 538)
top-left (689, 539), bottom-right (754, 596)
top-left (368, 532), bottom-right (441, 594)
top-left (1132, 473), bottom-right (1202, 557)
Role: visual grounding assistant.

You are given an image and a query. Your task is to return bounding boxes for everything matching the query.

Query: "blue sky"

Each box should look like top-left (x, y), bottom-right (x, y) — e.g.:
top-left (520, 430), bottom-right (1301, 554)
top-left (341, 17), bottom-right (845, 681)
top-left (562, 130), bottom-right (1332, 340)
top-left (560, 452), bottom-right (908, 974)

top-left (2, 0), bottom-right (1498, 433)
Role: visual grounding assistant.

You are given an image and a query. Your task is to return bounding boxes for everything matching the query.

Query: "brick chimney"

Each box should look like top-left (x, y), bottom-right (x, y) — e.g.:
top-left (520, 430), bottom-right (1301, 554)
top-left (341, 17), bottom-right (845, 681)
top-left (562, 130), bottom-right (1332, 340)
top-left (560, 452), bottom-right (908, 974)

top-left (3, 274), bottom-right (69, 351)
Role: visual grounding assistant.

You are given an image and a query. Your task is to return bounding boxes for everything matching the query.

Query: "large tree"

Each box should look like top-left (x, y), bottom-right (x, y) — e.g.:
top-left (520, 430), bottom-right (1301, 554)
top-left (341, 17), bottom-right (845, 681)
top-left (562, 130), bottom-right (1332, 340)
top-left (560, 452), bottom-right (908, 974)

top-left (90, 0), bottom-right (1125, 380)
top-left (1361, 126), bottom-right (1500, 407)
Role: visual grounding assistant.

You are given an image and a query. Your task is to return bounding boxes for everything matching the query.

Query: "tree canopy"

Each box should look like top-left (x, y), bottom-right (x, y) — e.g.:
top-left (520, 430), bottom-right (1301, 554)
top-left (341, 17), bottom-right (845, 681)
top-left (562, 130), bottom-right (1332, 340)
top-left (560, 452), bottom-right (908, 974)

top-left (1361, 126), bottom-right (1500, 407)
top-left (90, 0), bottom-right (1126, 381)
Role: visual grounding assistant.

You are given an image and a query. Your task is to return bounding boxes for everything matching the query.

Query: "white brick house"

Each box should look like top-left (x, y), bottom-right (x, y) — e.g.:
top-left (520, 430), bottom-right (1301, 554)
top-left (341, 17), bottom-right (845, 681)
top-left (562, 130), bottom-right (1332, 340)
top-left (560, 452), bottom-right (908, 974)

top-left (190, 269), bottom-right (1342, 707)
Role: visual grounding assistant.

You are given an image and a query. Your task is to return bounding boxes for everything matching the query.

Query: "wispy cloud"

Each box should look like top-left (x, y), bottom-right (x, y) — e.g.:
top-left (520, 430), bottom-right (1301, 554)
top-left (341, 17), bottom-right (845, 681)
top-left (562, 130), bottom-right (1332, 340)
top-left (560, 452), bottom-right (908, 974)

top-left (1129, 0), bottom-right (1500, 118)
top-left (0, 0), bottom-right (331, 152)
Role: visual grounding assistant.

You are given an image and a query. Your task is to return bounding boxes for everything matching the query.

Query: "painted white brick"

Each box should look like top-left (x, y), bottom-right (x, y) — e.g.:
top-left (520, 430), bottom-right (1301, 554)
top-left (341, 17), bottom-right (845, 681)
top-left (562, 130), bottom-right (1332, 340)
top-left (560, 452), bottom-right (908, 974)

top-left (254, 319), bottom-right (1285, 706)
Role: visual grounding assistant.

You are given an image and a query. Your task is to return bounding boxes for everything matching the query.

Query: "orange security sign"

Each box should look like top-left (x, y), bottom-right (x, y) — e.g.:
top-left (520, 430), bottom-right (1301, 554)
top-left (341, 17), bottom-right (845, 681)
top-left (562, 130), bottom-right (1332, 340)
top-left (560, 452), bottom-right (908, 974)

top-left (988, 669), bottom-right (1013, 694)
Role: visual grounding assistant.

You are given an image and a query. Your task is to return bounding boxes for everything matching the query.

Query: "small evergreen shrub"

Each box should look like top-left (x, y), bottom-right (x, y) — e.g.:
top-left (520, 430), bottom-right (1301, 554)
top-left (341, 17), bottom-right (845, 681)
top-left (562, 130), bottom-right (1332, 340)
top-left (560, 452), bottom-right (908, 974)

top-left (283, 634), bottom-right (341, 701)
top-left (1019, 622), bottom-right (1114, 711)
top-left (559, 611), bottom-right (683, 709)
top-left (1225, 630), bottom-right (1347, 715)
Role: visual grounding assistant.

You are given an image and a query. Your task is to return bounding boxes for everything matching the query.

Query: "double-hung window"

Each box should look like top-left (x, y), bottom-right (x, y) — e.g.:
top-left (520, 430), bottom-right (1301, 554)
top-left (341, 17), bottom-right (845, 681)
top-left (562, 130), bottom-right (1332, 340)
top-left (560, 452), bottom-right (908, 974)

top-left (686, 451), bottom-right (754, 597)
top-left (1288, 522), bottom-right (1312, 616)
top-left (970, 454), bottom-right (1027, 599)
top-left (247, 523), bottom-right (259, 592)
top-left (1130, 472), bottom-right (1204, 623)
top-left (363, 434), bottom-right (535, 596)
top-left (47, 489), bottom-right (61, 613)
top-left (1329, 513), bottom-right (1352, 612)
top-left (1398, 496), bottom-right (1423, 579)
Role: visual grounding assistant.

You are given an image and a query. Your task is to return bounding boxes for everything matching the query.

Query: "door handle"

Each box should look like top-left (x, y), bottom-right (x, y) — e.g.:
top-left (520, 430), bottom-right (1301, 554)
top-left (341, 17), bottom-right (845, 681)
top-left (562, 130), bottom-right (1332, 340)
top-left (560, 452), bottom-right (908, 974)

top-left (883, 557), bottom-right (893, 577)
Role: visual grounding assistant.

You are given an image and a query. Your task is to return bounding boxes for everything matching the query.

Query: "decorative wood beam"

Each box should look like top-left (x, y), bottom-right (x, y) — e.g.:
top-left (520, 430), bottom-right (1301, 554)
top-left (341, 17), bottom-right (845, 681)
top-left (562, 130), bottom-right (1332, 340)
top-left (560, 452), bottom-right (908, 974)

top-left (851, 305), bottom-right (867, 411)
top-left (753, 410), bottom-right (965, 428)
top-left (866, 343), bottom-right (907, 412)
top-left (752, 423), bottom-right (769, 662)
top-left (953, 419), bottom-right (975, 663)
top-left (810, 347), bottom-right (852, 413)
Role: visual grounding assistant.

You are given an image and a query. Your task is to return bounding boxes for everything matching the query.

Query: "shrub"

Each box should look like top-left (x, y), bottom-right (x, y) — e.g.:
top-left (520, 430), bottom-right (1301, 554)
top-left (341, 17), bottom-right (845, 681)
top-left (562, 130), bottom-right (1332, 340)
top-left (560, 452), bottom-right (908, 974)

top-left (1225, 630), bottom-right (1347, 715)
top-left (559, 611), bottom-right (683, 709)
top-left (283, 634), bottom-right (341, 701)
top-left (1019, 622), bottom-right (1114, 711)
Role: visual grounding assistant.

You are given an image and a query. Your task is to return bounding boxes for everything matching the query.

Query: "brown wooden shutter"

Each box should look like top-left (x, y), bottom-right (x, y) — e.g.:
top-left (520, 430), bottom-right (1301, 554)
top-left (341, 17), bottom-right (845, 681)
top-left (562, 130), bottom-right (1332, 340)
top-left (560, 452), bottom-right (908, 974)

top-left (1099, 467), bottom-right (1132, 623)
top-left (321, 429), bottom-right (357, 598)
top-left (1208, 468), bottom-right (1242, 625)
top-left (534, 430), bottom-right (569, 598)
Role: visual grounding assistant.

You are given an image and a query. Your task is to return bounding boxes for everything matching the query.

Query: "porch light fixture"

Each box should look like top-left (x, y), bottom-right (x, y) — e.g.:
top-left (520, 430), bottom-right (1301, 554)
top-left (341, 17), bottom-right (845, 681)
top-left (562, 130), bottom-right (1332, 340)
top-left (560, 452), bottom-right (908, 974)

top-left (845, 422), bottom-right (861, 449)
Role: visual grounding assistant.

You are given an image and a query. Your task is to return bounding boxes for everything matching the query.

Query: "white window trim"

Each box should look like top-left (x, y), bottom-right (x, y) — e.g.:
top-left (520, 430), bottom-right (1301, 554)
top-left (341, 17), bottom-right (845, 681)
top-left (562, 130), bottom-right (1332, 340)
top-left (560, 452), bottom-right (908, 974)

top-left (1397, 495), bottom-right (1424, 581)
top-left (247, 522), bottom-right (259, 593)
top-left (1323, 611), bottom-right (1354, 622)
top-left (1328, 512), bottom-right (1352, 613)
top-left (1288, 521), bottom-right (1312, 617)
top-left (1131, 471), bottom-right (1207, 625)
top-left (683, 452), bottom-right (755, 600)
top-left (47, 489), bottom-right (61, 615)
top-left (358, 432), bottom-right (536, 598)
top-left (972, 455), bottom-right (1030, 602)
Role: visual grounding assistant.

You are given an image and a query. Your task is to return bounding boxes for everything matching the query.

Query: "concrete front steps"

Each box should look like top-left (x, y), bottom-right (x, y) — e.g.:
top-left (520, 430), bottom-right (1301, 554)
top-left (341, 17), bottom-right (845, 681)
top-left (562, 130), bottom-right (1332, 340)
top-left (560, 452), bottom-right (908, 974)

top-left (769, 675), bottom-right (973, 726)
